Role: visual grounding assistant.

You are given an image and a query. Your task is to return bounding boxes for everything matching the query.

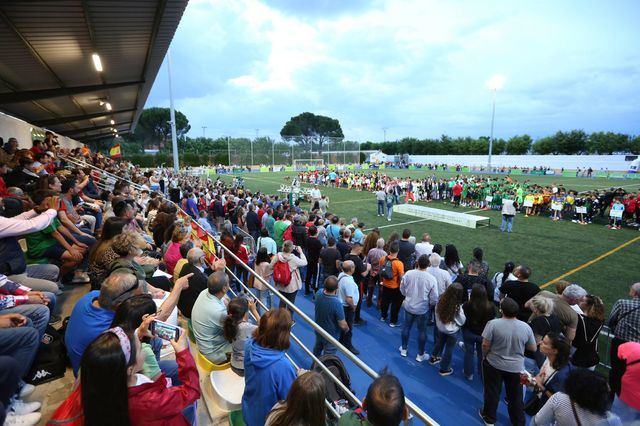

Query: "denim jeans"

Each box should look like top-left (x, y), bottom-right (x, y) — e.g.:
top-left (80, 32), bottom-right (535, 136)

top-left (462, 328), bottom-right (483, 378)
top-left (377, 200), bottom-right (384, 215)
top-left (313, 334), bottom-right (338, 357)
top-left (252, 288), bottom-right (272, 315)
top-left (8, 263), bottom-right (60, 294)
top-left (2, 303), bottom-right (51, 337)
top-left (386, 203), bottom-right (393, 220)
top-left (501, 215), bottom-right (514, 232)
top-left (0, 327), bottom-right (40, 378)
top-left (401, 311), bottom-right (428, 356)
top-left (432, 330), bottom-right (458, 371)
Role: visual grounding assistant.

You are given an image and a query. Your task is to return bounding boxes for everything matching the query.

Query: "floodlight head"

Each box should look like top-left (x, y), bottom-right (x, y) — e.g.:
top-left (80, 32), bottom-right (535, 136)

top-left (486, 74), bottom-right (505, 91)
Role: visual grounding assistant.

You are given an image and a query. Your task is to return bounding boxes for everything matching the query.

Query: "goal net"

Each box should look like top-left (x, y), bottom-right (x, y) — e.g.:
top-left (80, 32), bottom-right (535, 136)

top-left (293, 159), bottom-right (325, 169)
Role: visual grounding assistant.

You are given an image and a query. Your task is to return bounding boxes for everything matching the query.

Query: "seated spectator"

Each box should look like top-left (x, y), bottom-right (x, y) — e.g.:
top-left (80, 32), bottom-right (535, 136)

top-left (4, 152), bottom-right (38, 191)
top-left (26, 190), bottom-right (89, 284)
top-left (191, 271), bottom-right (232, 364)
top-left (150, 202), bottom-right (178, 248)
top-left (265, 371), bottom-right (327, 426)
top-left (242, 308), bottom-right (297, 426)
top-left (57, 177), bottom-right (97, 244)
top-left (0, 352), bottom-right (41, 426)
top-left (177, 248), bottom-right (219, 319)
top-left (50, 325), bottom-right (200, 426)
top-left (532, 369), bottom-right (620, 426)
top-left (109, 233), bottom-right (160, 293)
top-left (172, 241), bottom-right (194, 283)
top-left (338, 369), bottom-right (408, 426)
top-left (525, 332), bottom-right (573, 416)
top-left (571, 294), bottom-right (604, 369)
top-left (0, 194), bottom-right (62, 294)
top-left (87, 217), bottom-right (129, 289)
top-left (110, 295), bottom-right (179, 384)
top-left (163, 224), bottom-right (191, 275)
top-left (1, 274), bottom-right (55, 335)
top-left (224, 296), bottom-right (260, 376)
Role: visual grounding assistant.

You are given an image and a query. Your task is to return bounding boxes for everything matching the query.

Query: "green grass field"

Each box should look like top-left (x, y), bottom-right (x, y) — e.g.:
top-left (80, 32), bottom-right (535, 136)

top-left (217, 169), bottom-right (640, 315)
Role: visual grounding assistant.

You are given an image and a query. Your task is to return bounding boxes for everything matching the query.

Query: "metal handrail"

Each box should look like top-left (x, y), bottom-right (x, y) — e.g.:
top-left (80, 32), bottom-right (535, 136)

top-left (59, 154), bottom-right (439, 425)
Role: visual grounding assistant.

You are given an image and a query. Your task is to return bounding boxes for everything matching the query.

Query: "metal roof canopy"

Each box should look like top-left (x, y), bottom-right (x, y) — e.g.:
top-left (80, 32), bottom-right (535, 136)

top-left (0, 0), bottom-right (188, 142)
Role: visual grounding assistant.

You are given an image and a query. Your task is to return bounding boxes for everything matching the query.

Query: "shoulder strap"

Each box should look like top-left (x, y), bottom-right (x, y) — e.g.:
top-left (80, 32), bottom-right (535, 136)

top-left (626, 358), bottom-right (640, 368)
top-left (571, 400), bottom-right (582, 426)
top-left (611, 303), bottom-right (640, 330)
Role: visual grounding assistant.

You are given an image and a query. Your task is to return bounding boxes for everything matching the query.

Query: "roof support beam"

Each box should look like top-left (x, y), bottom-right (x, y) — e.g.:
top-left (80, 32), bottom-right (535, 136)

top-left (33, 108), bottom-right (136, 127)
top-left (0, 81), bottom-right (143, 104)
top-left (80, 132), bottom-right (129, 142)
top-left (65, 121), bottom-right (134, 137)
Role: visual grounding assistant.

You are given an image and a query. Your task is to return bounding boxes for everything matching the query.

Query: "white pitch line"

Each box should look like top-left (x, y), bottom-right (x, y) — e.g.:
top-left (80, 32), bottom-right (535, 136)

top-left (365, 218), bottom-right (431, 231)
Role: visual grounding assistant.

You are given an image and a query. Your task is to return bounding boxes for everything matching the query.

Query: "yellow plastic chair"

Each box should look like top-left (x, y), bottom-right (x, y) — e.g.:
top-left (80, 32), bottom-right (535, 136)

top-left (196, 351), bottom-right (230, 373)
top-left (187, 319), bottom-right (196, 343)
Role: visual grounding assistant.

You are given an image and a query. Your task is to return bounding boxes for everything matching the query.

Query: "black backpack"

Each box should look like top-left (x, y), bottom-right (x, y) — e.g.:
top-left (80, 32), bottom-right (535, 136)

top-left (25, 323), bottom-right (69, 385)
top-left (311, 354), bottom-right (357, 408)
top-left (380, 257), bottom-right (397, 280)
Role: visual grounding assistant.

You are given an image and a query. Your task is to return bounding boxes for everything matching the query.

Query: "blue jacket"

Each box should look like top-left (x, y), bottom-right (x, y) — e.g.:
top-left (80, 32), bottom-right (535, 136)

top-left (242, 338), bottom-right (296, 426)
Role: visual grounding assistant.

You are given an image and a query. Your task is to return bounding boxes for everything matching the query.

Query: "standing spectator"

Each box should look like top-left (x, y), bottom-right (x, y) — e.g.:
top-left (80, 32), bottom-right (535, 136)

top-left (242, 308), bottom-right (297, 426)
top-left (385, 190), bottom-right (394, 221)
top-left (472, 247), bottom-right (489, 278)
top-left (313, 276), bottom-right (348, 356)
top-left (273, 213), bottom-right (291, 250)
top-left (399, 254), bottom-right (438, 362)
top-left (571, 294), bottom-right (604, 369)
top-left (365, 238), bottom-right (386, 307)
top-left (191, 271), bottom-right (232, 364)
top-left (427, 253), bottom-right (453, 297)
top-left (397, 229), bottom-right (416, 272)
top-left (343, 242), bottom-right (370, 325)
top-left (378, 241), bottom-right (405, 327)
top-left (462, 284), bottom-right (495, 381)
top-left (320, 237), bottom-right (341, 285)
top-left (442, 244), bottom-right (464, 279)
top-left (304, 226), bottom-right (323, 296)
top-left (499, 265), bottom-right (540, 322)
top-left (527, 295), bottom-right (563, 368)
top-left (337, 261), bottom-right (360, 355)
top-left (480, 297), bottom-right (537, 426)
top-left (272, 241), bottom-right (307, 312)
top-left (265, 372), bottom-right (327, 426)
top-left (257, 228), bottom-right (277, 256)
top-left (232, 234), bottom-right (250, 293)
top-left (491, 261), bottom-right (516, 305)
top-left (607, 282), bottom-right (640, 397)
top-left (532, 285), bottom-right (583, 342)
top-left (455, 260), bottom-right (493, 302)
top-left (375, 188), bottom-right (386, 217)
top-left (452, 181), bottom-right (463, 206)
top-left (501, 193), bottom-right (517, 232)
top-left (429, 283), bottom-right (465, 376)
top-left (338, 370), bottom-right (408, 426)
top-left (253, 247), bottom-right (273, 314)
top-left (414, 233), bottom-right (433, 259)
top-left (532, 369), bottom-right (621, 426)
top-left (336, 229), bottom-right (352, 259)
top-left (246, 204), bottom-right (261, 241)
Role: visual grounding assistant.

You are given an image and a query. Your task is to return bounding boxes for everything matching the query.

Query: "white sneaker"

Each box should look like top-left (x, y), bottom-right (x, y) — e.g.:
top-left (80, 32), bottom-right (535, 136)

top-left (416, 353), bottom-right (429, 362)
top-left (399, 346), bottom-right (407, 357)
top-left (18, 384), bottom-right (35, 399)
top-left (3, 412), bottom-right (41, 426)
top-left (10, 400), bottom-right (41, 415)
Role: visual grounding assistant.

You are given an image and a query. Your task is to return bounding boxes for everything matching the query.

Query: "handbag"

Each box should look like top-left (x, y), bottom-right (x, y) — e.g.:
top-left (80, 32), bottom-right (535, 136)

top-left (524, 369), bottom-right (558, 416)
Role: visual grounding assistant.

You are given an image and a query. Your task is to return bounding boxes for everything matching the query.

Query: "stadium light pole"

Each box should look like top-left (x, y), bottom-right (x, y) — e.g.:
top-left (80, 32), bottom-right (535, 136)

top-left (202, 126), bottom-right (207, 138)
top-left (227, 136), bottom-right (231, 167)
top-left (167, 49), bottom-right (179, 173)
top-left (486, 74), bottom-right (505, 170)
top-left (382, 127), bottom-right (388, 142)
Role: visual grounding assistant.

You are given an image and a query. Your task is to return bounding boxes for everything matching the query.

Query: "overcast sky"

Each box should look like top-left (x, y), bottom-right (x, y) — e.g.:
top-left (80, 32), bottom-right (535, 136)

top-left (145, 0), bottom-right (640, 142)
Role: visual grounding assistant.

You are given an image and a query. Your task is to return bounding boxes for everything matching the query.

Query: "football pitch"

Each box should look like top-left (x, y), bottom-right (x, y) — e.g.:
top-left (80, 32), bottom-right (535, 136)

top-left (217, 169), bottom-right (640, 315)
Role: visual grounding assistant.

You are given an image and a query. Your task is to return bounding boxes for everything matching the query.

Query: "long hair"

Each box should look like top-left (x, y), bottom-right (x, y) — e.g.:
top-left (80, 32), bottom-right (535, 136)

top-left (501, 261), bottom-right (516, 286)
top-left (110, 295), bottom-right (157, 340)
top-left (80, 331), bottom-right (137, 426)
top-left (436, 283), bottom-right (463, 324)
top-left (224, 297), bottom-right (249, 342)
top-left (444, 244), bottom-right (460, 269)
top-left (465, 284), bottom-right (494, 321)
top-left (384, 232), bottom-right (399, 252)
top-left (255, 247), bottom-right (270, 265)
top-left (545, 332), bottom-right (571, 370)
top-left (363, 229), bottom-right (380, 255)
top-left (253, 308), bottom-right (292, 351)
top-left (583, 294), bottom-right (605, 322)
top-left (267, 371), bottom-right (327, 426)
top-left (88, 217), bottom-right (129, 264)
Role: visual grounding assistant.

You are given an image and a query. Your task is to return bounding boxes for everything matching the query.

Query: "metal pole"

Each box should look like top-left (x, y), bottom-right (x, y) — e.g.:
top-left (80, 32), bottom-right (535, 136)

top-left (488, 88), bottom-right (496, 169)
top-left (167, 50), bottom-right (179, 173)
top-left (383, 127), bottom-right (388, 142)
top-left (343, 139), bottom-right (346, 164)
top-left (202, 126), bottom-right (206, 138)
top-left (271, 139), bottom-right (275, 168)
top-left (227, 136), bottom-right (231, 167)
top-left (291, 144), bottom-right (294, 166)
top-left (250, 139), bottom-right (254, 167)
top-left (358, 141), bottom-right (361, 165)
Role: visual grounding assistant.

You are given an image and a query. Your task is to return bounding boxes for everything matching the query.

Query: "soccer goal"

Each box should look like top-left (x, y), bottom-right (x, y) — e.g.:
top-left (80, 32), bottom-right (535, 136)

top-left (293, 159), bottom-right (325, 169)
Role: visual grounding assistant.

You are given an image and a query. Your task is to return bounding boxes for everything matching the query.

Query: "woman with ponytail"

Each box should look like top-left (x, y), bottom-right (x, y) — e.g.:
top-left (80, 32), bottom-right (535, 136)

top-left (224, 296), bottom-right (261, 376)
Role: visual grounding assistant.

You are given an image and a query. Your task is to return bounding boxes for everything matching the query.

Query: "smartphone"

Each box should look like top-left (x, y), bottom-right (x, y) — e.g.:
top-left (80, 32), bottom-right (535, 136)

top-left (149, 320), bottom-right (181, 341)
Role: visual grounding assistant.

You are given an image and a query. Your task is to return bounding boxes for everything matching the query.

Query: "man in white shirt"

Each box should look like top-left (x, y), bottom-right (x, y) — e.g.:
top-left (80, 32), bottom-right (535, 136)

top-left (399, 254), bottom-right (438, 362)
top-left (310, 185), bottom-right (322, 203)
top-left (337, 260), bottom-right (360, 355)
top-left (375, 189), bottom-right (386, 216)
top-left (414, 233), bottom-right (434, 259)
top-left (426, 253), bottom-right (452, 296)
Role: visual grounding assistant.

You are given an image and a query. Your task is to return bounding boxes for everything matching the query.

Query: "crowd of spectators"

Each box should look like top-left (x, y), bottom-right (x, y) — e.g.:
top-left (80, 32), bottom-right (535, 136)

top-left (0, 132), bottom-right (638, 426)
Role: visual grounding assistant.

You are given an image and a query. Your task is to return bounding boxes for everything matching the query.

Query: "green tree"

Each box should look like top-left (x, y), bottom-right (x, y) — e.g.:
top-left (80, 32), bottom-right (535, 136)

top-left (587, 132), bottom-right (630, 154)
top-left (134, 107), bottom-right (191, 150)
top-left (280, 112), bottom-right (344, 154)
top-left (505, 135), bottom-right (532, 155)
top-left (531, 136), bottom-right (557, 154)
top-left (555, 130), bottom-right (588, 154)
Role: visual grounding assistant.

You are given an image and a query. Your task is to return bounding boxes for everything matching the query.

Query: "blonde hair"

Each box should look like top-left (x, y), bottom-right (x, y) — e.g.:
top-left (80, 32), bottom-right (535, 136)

top-left (171, 224), bottom-right (190, 243)
top-left (111, 233), bottom-right (146, 257)
top-left (530, 294), bottom-right (554, 316)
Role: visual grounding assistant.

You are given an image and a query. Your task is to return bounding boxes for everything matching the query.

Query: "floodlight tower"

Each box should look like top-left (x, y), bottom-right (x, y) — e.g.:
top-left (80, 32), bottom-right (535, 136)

top-left (486, 74), bottom-right (505, 170)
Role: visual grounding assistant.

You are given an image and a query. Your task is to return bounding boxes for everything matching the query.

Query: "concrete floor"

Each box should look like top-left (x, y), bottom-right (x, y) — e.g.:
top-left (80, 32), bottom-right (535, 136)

top-left (27, 284), bottom-right (229, 426)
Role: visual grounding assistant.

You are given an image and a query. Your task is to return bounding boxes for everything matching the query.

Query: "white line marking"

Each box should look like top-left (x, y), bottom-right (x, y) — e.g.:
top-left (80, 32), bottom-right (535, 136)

top-left (365, 218), bottom-right (431, 231)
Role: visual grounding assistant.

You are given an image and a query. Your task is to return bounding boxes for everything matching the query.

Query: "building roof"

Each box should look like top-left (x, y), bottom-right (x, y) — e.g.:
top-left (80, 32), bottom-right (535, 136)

top-left (0, 0), bottom-right (188, 143)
